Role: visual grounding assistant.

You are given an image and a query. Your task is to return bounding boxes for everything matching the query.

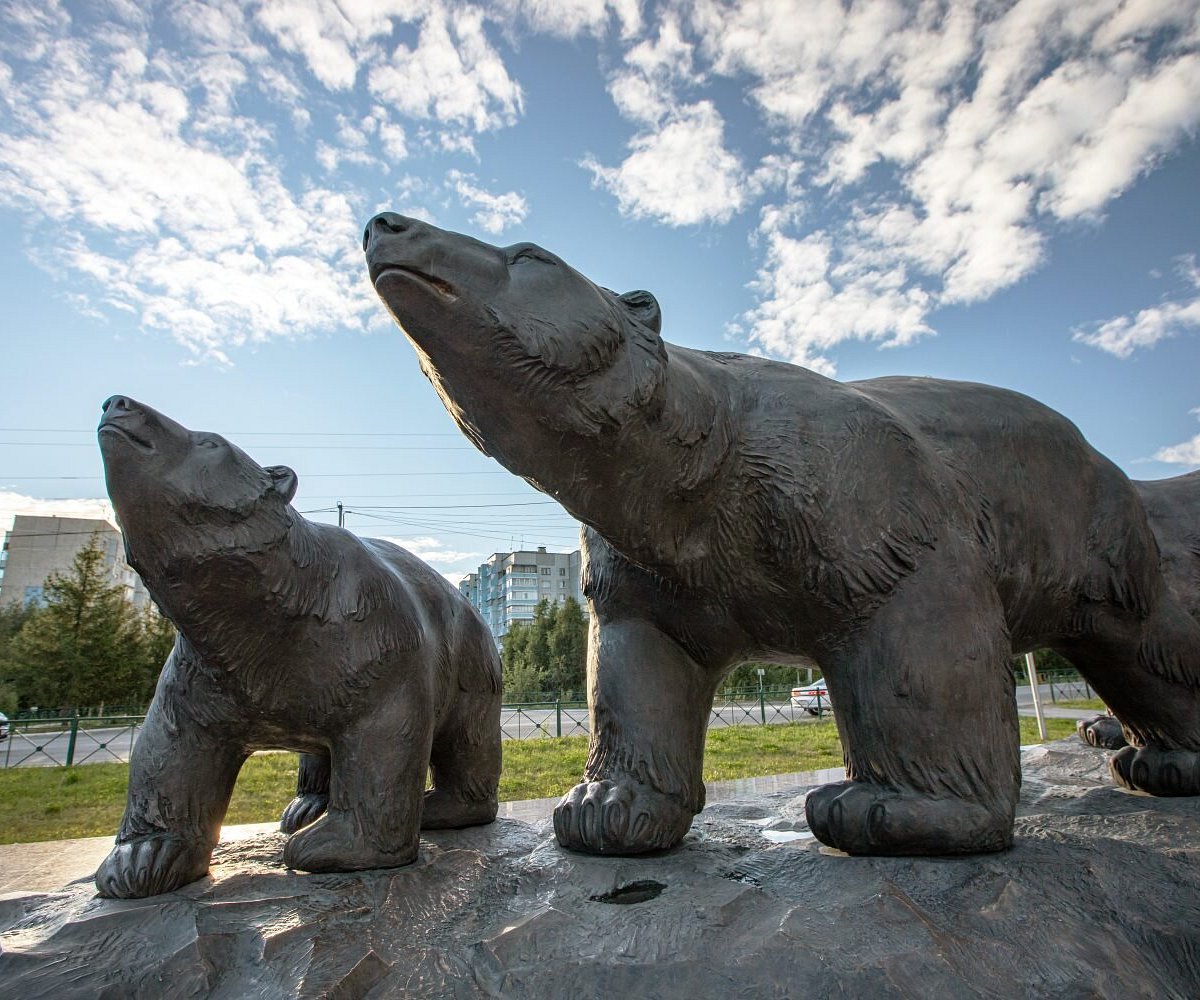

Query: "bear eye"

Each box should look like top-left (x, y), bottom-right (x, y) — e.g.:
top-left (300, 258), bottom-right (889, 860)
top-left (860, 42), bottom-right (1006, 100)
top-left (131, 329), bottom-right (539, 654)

top-left (509, 245), bottom-right (557, 266)
top-left (198, 436), bottom-right (221, 450)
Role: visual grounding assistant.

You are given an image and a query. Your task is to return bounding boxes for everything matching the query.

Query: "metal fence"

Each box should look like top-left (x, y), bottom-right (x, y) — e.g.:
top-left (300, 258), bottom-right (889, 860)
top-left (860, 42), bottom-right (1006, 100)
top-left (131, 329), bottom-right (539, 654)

top-left (1, 667), bottom-right (1102, 770)
top-left (1040, 671), bottom-right (1096, 703)
top-left (1, 715), bottom-right (145, 769)
top-left (1, 690), bottom-right (830, 769)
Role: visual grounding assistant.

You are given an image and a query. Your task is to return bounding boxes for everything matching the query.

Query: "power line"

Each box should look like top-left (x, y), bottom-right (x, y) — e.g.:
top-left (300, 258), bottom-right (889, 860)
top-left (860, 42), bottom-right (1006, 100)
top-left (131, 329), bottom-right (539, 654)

top-left (0, 428), bottom-right (463, 437)
top-left (1, 442), bottom-right (475, 451)
top-left (3, 471), bottom-right (515, 480)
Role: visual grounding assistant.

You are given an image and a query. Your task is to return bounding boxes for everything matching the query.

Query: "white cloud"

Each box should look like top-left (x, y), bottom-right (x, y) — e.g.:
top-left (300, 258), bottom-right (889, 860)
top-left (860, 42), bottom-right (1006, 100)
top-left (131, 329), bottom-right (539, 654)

top-left (662, 0), bottom-right (1200, 366)
top-left (366, 3), bottom-right (523, 134)
top-left (495, 0), bottom-right (642, 39)
top-left (1073, 258), bottom-right (1200, 358)
top-left (447, 170), bottom-right (528, 233)
top-left (740, 214), bottom-right (933, 375)
top-left (0, 3), bottom-right (400, 360)
top-left (376, 535), bottom-right (483, 579)
top-left (1154, 408), bottom-right (1200, 468)
top-left (584, 101), bottom-right (747, 226)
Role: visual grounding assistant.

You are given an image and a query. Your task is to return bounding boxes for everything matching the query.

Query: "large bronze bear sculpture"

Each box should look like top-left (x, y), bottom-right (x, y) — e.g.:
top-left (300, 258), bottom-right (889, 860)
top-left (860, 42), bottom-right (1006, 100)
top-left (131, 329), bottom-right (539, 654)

top-left (95, 396), bottom-right (502, 897)
top-left (365, 212), bottom-right (1200, 858)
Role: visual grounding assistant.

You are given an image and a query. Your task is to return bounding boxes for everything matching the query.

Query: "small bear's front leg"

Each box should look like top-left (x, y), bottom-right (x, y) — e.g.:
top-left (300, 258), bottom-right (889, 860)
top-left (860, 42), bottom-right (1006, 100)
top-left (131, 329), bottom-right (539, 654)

top-left (96, 650), bottom-right (248, 898)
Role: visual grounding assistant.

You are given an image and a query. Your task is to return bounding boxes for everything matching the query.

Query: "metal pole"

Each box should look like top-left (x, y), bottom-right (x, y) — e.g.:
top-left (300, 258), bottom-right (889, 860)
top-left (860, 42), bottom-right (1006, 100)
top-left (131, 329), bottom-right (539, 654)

top-left (556, 700), bottom-right (562, 738)
top-left (66, 715), bottom-right (79, 767)
top-left (1025, 652), bottom-right (1047, 741)
top-left (337, 502), bottom-right (344, 528)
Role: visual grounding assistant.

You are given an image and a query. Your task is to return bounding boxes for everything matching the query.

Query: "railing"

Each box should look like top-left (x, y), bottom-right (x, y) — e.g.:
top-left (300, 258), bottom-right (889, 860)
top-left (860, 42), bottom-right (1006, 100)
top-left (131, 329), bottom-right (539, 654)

top-left (0, 691), bottom-right (835, 768)
top-left (1041, 671), bottom-right (1096, 703)
top-left (1, 715), bottom-right (145, 769)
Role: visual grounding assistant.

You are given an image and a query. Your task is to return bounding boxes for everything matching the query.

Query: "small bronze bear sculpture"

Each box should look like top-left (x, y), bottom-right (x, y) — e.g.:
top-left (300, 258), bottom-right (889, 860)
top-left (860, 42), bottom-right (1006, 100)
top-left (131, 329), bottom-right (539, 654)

top-left (95, 396), bottom-right (501, 898)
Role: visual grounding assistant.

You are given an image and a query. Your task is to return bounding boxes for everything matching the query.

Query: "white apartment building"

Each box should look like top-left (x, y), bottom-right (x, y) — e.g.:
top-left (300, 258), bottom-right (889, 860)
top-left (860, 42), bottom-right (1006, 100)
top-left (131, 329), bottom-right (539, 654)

top-left (0, 515), bottom-right (150, 609)
top-left (459, 546), bottom-right (585, 641)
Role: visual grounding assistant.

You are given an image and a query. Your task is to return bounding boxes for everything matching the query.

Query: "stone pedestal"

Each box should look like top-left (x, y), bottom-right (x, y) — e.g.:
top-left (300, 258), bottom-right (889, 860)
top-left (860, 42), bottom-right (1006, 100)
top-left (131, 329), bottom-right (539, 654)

top-left (2, 739), bottom-right (1198, 997)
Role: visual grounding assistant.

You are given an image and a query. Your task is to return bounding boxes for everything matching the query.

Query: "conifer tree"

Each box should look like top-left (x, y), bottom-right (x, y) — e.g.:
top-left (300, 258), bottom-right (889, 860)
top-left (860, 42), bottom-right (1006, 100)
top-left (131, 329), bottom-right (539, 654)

top-left (7, 534), bottom-right (144, 712)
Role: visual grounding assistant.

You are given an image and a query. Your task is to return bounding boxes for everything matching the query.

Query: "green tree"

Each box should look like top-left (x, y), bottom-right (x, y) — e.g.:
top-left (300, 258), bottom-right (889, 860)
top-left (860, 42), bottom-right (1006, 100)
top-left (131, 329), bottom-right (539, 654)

top-left (131, 604), bottom-right (177, 703)
top-left (6, 534), bottom-right (145, 712)
top-left (501, 617), bottom-right (546, 702)
top-left (0, 601), bottom-right (33, 714)
top-left (500, 597), bottom-right (589, 702)
top-left (545, 597), bottom-right (587, 699)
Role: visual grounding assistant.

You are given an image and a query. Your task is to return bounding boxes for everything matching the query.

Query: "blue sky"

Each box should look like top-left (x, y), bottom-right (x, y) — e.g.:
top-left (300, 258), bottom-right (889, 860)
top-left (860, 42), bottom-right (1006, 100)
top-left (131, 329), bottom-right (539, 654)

top-left (1, 0), bottom-right (1199, 584)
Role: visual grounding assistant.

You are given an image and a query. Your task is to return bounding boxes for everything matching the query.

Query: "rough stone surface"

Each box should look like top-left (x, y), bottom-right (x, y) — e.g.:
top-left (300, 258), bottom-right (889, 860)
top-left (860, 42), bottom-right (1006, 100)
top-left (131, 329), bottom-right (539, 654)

top-left (2, 739), bottom-right (1199, 998)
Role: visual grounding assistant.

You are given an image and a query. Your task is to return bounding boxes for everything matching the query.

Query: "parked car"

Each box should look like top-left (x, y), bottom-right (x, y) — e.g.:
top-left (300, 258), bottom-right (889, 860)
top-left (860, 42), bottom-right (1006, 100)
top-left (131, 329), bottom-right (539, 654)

top-left (0, 712), bottom-right (8, 740)
top-left (790, 679), bottom-right (832, 715)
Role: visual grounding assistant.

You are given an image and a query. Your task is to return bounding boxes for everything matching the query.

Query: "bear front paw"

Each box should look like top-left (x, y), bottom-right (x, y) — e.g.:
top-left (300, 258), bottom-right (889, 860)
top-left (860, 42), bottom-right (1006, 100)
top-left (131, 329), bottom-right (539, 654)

top-left (1110, 745), bottom-right (1200, 796)
top-left (279, 793), bottom-right (330, 834)
top-left (805, 780), bottom-right (1011, 856)
top-left (553, 778), bottom-right (694, 855)
top-left (94, 834), bottom-right (212, 898)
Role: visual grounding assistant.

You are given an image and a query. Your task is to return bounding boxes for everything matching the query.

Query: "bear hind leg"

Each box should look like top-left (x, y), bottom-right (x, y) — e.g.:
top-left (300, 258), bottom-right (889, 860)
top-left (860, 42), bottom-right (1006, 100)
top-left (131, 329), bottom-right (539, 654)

top-left (283, 713), bottom-right (431, 873)
top-left (423, 694), bottom-right (502, 830)
top-left (808, 551), bottom-right (1020, 856)
top-left (279, 751), bottom-right (331, 833)
top-left (1066, 599), bottom-right (1200, 797)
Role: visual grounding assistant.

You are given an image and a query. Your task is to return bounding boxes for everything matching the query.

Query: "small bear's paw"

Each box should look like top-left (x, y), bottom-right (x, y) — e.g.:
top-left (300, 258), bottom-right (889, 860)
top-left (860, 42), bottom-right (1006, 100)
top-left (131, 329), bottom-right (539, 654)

top-left (1076, 714), bottom-right (1128, 750)
top-left (1110, 745), bottom-right (1200, 797)
top-left (805, 780), bottom-right (1011, 856)
top-left (283, 810), bottom-right (418, 873)
top-left (421, 788), bottom-right (497, 830)
top-left (279, 792), bottom-right (329, 834)
top-left (553, 778), bottom-right (694, 855)
top-left (94, 833), bottom-right (211, 898)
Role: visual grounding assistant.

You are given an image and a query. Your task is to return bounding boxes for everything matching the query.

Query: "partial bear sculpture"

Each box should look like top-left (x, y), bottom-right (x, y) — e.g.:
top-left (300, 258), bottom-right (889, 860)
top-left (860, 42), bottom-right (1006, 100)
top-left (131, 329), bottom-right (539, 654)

top-left (95, 396), bottom-right (502, 898)
top-left (364, 211), bottom-right (1200, 859)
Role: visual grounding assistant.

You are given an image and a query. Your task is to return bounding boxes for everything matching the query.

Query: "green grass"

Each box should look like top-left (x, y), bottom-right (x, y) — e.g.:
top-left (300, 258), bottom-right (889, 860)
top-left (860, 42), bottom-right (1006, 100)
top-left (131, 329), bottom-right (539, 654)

top-left (0, 717), bottom-right (1080, 846)
top-left (1053, 698), bottom-right (1107, 711)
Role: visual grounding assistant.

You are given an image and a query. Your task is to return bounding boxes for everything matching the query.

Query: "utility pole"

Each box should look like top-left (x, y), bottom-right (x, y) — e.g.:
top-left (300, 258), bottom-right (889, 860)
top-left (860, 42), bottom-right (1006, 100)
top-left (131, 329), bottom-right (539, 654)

top-left (337, 502), bottom-right (344, 528)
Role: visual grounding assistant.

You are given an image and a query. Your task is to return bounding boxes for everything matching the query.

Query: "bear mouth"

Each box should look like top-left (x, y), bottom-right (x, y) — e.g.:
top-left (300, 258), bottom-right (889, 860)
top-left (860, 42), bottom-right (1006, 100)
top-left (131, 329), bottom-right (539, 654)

top-left (98, 422), bottom-right (155, 453)
top-left (372, 264), bottom-right (457, 301)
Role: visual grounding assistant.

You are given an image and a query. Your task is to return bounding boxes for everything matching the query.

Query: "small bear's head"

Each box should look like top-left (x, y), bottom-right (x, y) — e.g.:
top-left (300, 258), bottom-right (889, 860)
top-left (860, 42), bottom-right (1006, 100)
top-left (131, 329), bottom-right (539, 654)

top-left (98, 396), bottom-right (298, 578)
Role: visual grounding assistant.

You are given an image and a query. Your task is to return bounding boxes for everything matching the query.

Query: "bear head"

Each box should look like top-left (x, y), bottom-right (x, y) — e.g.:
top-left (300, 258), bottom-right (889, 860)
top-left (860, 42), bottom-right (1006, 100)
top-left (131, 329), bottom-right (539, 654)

top-left (363, 213), bottom-right (668, 474)
top-left (97, 395), bottom-right (299, 580)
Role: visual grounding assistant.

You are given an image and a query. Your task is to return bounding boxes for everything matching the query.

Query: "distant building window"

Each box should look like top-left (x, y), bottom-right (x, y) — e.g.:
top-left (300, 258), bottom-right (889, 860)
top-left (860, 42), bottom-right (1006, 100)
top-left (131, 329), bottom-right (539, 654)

top-left (23, 585), bottom-right (46, 608)
top-left (559, 568), bottom-right (566, 576)
top-left (541, 567), bottom-right (551, 575)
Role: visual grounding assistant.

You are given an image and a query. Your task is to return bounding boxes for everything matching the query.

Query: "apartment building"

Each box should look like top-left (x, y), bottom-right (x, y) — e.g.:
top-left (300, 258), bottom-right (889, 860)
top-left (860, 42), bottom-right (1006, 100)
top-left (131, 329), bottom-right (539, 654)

top-left (0, 515), bottom-right (150, 609)
top-left (459, 546), bottom-right (585, 641)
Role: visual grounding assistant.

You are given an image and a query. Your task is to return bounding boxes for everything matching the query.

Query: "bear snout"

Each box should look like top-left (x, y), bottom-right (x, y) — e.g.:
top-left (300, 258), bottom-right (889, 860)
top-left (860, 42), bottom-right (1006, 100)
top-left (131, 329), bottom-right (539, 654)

top-left (102, 394), bottom-right (138, 417)
top-left (364, 212), bottom-right (416, 253)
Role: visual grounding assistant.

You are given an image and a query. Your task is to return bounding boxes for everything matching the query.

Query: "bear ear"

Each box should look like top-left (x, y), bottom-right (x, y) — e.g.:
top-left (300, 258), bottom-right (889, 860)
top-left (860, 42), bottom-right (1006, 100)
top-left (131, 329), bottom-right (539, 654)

top-left (266, 465), bottom-right (298, 504)
top-left (618, 290), bottom-right (661, 335)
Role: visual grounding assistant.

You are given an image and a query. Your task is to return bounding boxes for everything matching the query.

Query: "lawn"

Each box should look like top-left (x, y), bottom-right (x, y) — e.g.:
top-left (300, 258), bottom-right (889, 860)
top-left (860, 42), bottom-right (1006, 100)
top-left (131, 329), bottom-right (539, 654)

top-left (0, 717), bottom-right (1079, 845)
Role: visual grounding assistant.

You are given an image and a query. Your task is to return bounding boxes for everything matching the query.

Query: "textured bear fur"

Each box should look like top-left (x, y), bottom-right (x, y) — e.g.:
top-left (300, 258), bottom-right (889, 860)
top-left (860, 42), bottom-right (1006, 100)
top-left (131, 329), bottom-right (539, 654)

top-left (364, 212), bottom-right (1200, 858)
top-left (95, 395), bottom-right (501, 898)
